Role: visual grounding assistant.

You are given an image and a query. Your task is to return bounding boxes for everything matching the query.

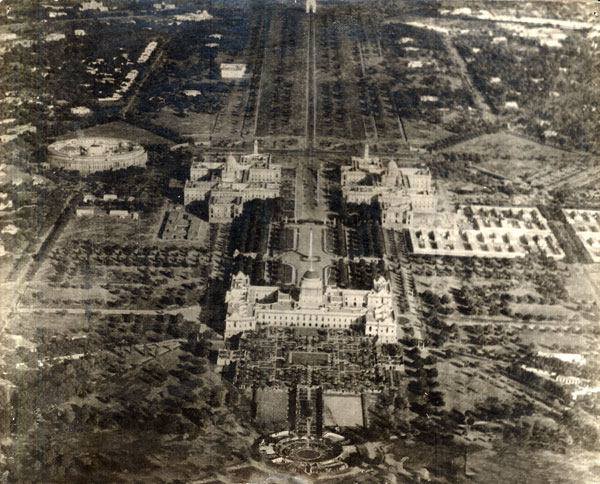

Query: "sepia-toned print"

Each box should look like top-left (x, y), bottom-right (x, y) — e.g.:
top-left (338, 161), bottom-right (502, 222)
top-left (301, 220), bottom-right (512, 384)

top-left (0, 0), bottom-right (598, 483)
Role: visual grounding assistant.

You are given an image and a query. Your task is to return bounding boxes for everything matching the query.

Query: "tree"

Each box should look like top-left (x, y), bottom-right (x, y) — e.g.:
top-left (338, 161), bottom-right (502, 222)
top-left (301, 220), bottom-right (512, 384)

top-left (428, 391), bottom-right (445, 407)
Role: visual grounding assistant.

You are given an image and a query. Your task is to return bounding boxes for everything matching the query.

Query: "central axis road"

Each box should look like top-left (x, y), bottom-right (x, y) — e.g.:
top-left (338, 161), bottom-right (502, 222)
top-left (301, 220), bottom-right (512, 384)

top-left (305, 11), bottom-right (317, 155)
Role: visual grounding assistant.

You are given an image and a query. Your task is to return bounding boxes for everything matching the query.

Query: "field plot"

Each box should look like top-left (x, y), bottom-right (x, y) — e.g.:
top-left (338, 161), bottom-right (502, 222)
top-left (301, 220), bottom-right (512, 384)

top-left (436, 355), bottom-right (530, 414)
top-left (159, 209), bottom-right (209, 242)
top-left (411, 253), bottom-right (591, 324)
top-left (255, 388), bottom-right (289, 431)
top-left (154, 109), bottom-right (218, 143)
top-left (403, 119), bottom-right (454, 148)
top-left (517, 326), bottom-right (598, 353)
top-left (467, 446), bottom-right (600, 484)
top-left (61, 209), bottom-right (164, 245)
top-left (314, 8), bottom-right (412, 144)
top-left (443, 131), bottom-right (590, 183)
top-left (291, 351), bottom-right (330, 366)
top-left (323, 395), bottom-right (363, 428)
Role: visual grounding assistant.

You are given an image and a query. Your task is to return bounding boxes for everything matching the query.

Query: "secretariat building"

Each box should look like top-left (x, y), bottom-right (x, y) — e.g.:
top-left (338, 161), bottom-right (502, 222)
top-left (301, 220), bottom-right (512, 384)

top-left (224, 268), bottom-right (397, 344)
top-left (184, 141), bottom-right (282, 222)
top-left (342, 145), bottom-right (436, 228)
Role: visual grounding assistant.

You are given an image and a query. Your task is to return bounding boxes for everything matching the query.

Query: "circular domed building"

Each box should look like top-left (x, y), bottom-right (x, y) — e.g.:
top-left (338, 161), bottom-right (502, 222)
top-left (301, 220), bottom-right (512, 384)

top-left (47, 137), bottom-right (147, 173)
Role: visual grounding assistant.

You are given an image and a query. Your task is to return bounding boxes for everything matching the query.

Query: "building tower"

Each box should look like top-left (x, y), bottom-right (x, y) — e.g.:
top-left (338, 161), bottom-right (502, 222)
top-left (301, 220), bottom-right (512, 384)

top-left (299, 230), bottom-right (323, 308)
top-left (306, 0), bottom-right (316, 14)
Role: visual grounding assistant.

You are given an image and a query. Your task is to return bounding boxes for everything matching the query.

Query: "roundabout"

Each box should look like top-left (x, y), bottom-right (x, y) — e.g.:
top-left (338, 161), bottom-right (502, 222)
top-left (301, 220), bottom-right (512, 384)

top-left (259, 431), bottom-right (353, 475)
top-left (277, 436), bottom-right (342, 463)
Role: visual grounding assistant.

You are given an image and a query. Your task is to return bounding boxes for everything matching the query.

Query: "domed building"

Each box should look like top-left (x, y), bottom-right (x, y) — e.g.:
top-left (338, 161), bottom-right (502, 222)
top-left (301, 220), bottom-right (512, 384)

top-left (47, 137), bottom-right (147, 173)
top-left (183, 143), bottom-right (282, 221)
top-left (221, 154), bottom-right (241, 182)
top-left (341, 144), bottom-right (437, 228)
top-left (383, 159), bottom-right (399, 186)
top-left (224, 268), bottom-right (397, 343)
top-left (299, 270), bottom-right (323, 308)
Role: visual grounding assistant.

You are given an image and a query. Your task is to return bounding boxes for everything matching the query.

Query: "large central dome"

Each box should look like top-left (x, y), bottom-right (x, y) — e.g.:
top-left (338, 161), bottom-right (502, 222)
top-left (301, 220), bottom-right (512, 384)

top-left (299, 269), bottom-right (323, 308)
top-left (302, 270), bottom-right (320, 280)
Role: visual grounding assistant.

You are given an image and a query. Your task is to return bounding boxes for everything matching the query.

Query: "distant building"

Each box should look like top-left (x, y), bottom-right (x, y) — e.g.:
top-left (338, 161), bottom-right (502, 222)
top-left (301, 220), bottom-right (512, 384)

top-left (138, 41), bottom-right (158, 64)
top-left (80, 0), bottom-right (108, 11)
top-left (71, 106), bottom-right (91, 116)
top-left (184, 141), bottom-right (282, 222)
top-left (153, 2), bottom-right (176, 10)
top-left (109, 210), bottom-right (129, 218)
top-left (224, 269), bottom-right (397, 343)
top-left (1, 224), bottom-right (18, 235)
top-left (76, 208), bottom-right (95, 217)
top-left (556, 375), bottom-right (585, 386)
top-left (45, 33), bottom-right (66, 42)
top-left (220, 63), bottom-right (246, 79)
top-left (537, 352), bottom-right (587, 365)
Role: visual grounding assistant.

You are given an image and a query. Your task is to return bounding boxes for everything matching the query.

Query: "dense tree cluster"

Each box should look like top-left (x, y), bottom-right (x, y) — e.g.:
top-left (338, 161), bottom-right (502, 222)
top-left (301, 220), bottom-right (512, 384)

top-left (231, 254), bottom-right (267, 285)
top-left (412, 254), bottom-right (570, 309)
top-left (454, 32), bottom-right (598, 152)
top-left (268, 223), bottom-right (296, 253)
top-left (328, 258), bottom-right (385, 289)
top-left (381, 23), bottom-right (476, 128)
top-left (346, 221), bottom-right (384, 258)
top-left (4, 286), bottom-right (260, 483)
top-left (229, 199), bottom-right (284, 255)
top-left (50, 242), bottom-right (206, 269)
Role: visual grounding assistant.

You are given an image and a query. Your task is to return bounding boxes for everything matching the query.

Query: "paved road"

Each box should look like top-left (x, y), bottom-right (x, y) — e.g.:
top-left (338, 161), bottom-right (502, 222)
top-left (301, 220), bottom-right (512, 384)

top-left (305, 11), bottom-right (317, 153)
top-left (13, 305), bottom-right (202, 319)
top-left (440, 34), bottom-right (496, 123)
top-left (253, 8), bottom-right (272, 138)
top-left (1, 189), bottom-right (79, 334)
